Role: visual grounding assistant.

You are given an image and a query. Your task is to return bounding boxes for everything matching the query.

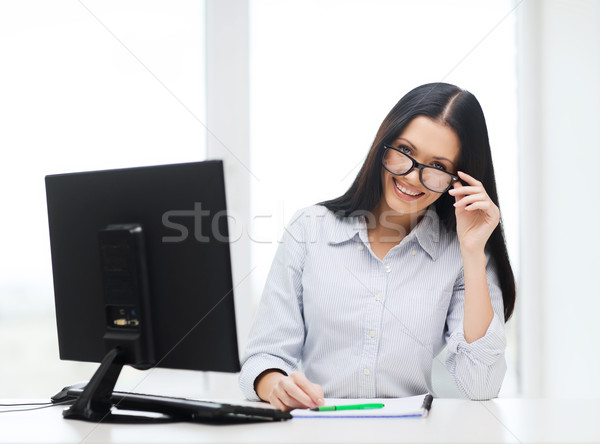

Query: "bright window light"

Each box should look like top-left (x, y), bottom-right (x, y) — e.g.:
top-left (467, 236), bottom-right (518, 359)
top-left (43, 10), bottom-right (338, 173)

top-left (0, 0), bottom-right (205, 397)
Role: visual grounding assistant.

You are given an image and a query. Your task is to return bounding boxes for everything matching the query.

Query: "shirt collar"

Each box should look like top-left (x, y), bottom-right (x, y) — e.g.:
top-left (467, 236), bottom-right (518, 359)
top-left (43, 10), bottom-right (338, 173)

top-left (327, 211), bottom-right (367, 245)
top-left (327, 206), bottom-right (443, 261)
top-left (411, 207), bottom-right (441, 260)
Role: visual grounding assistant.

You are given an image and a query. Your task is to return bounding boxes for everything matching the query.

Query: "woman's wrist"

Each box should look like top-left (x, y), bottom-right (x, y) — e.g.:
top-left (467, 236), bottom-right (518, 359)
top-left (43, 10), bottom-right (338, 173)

top-left (255, 369), bottom-right (286, 401)
top-left (460, 245), bottom-right (486, 264)
top-left (460, 246), bottom-right (493, 343)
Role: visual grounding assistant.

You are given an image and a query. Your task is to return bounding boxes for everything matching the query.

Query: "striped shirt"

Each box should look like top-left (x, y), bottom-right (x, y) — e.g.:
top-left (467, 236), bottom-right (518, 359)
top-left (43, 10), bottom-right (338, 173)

top-left (239, 205), bottom-right (506, 401)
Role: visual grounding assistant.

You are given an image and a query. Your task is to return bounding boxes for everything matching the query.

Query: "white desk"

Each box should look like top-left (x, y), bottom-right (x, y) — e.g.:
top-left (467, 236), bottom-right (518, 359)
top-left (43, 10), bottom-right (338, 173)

top-left (1, 398), bottom-right (599, 443)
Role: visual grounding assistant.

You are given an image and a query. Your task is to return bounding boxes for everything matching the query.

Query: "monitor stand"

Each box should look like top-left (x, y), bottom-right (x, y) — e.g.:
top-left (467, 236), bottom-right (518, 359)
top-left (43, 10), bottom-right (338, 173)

top-left (62, 347), bottom-right (177, 423)
top-left (63, 347), bottom-right (123, 421)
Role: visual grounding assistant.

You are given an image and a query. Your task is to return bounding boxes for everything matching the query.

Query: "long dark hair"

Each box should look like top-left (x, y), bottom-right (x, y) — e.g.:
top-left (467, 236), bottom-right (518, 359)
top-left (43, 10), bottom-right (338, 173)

top-left (320, 82), bottom-right (516, 322)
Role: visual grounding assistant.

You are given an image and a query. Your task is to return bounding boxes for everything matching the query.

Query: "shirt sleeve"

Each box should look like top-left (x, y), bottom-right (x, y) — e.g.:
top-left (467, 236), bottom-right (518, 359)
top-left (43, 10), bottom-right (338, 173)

top-left (444, 254), bottom-right (507, 400)
top-left (238, 209), bottom-right (308, 401)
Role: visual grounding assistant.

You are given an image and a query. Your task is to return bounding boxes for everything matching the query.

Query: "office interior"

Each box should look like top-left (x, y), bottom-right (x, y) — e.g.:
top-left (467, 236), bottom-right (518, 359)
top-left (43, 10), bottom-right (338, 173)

top-left (0, 0), bottom-right (598, 403)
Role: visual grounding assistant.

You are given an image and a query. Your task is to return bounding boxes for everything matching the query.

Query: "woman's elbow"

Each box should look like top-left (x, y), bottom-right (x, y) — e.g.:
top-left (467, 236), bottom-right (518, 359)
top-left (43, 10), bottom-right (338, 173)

top-left (454, 359), bottom-right (507, 401)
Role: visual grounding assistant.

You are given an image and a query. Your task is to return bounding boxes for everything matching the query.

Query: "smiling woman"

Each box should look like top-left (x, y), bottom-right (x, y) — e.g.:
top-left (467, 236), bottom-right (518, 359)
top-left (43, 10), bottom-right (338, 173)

top-left (248, 0), bottom-right (520, 399)
top-left (239, 83), bottom-right (516, 411)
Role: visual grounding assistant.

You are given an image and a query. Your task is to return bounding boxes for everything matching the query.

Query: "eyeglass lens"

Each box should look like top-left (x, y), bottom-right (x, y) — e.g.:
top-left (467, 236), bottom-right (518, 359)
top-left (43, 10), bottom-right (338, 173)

top-left (382, 148), bottom-right (453, 193)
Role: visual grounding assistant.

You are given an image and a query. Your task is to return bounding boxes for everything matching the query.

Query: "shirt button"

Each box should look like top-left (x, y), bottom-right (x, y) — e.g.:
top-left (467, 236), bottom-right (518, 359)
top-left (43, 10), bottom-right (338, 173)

top-left (369, 330), bottom-right (376, 338)
top-left (411, 249), bottom-right (417, 256)
top-left (358, 244), bottom-right (364, 251)
top-left (375, 294), bottom-right (382, 301)
top-left (363, 368), bottom-right (371, 375)
top-left (384, 265), bottom-right (391, 273)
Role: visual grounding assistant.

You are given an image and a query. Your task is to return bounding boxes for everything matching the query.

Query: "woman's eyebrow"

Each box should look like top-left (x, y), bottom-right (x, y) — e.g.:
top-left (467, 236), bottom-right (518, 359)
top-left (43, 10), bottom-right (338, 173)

top-left (397, 137), bottom-right (456, 168)
top-left (433, 155), bottom-right (456, 168)
top-left (396, 137), bottom-right (416, 150)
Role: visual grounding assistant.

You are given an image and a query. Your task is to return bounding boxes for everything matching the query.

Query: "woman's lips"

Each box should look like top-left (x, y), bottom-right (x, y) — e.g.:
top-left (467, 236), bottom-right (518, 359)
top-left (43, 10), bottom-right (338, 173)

top-left (393, 178), bottom-right (424, 201)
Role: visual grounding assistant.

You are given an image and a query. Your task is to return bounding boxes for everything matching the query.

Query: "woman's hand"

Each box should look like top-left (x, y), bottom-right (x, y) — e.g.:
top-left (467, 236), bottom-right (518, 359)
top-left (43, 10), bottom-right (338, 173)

top-left (448, 171), bottom-right (500, 254)
top-left (255, 371), bottom-right (325, 412)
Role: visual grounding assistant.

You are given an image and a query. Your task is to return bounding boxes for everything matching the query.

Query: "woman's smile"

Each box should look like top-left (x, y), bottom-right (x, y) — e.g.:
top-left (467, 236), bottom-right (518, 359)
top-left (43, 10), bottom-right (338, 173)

top-left (392, 177), bottom-right (425, 200)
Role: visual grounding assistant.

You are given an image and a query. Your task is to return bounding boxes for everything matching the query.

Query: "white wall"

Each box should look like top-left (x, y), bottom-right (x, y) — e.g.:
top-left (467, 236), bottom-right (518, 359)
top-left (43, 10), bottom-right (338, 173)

top-left (518, 0), bottom-right (600, 398)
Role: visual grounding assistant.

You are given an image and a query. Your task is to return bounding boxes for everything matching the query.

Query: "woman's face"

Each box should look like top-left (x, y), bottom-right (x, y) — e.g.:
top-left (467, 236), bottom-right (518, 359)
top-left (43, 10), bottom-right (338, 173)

top-left (380, 116), bottom-right (461, 219)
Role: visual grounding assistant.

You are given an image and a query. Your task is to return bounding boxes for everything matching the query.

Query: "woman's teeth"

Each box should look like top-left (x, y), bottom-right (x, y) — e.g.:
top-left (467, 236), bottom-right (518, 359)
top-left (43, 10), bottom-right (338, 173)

top-left (394, 179), bottom-right (422, 197)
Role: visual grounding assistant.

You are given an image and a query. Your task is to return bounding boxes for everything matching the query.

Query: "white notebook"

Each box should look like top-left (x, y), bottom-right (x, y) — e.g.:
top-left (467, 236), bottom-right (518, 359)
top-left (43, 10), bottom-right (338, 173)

top-left (291, 393), bottom-right (433, 418)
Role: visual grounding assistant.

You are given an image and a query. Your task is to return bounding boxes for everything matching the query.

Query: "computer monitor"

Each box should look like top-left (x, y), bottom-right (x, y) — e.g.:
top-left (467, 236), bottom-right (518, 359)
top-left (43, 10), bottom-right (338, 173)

top-left (45, 160), bottom-right (240, 421)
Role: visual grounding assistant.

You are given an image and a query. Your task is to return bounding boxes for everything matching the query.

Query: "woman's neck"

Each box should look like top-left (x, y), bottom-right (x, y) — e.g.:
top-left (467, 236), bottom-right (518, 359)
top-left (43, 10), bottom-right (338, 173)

top-left (369, 201), bottom-right (424, 238)
top-left (366, 202), bottom-right (425, 259)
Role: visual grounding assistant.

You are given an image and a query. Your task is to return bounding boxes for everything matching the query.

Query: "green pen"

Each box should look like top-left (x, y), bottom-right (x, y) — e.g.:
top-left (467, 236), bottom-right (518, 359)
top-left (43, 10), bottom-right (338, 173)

top-left (309, 403), bottom-right (384, 412)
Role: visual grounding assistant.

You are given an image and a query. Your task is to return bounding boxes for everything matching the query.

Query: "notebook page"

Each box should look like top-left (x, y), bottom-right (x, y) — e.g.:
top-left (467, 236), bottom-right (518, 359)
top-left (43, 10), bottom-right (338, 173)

top-left (291, 394), bottom-right (429, 418)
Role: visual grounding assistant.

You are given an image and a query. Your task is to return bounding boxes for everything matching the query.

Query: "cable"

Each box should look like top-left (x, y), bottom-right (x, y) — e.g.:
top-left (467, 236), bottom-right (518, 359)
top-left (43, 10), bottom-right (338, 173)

top-left (0, 399), bottom-right (73, 413)
top-left (0, 402), bottom-right (52, 406)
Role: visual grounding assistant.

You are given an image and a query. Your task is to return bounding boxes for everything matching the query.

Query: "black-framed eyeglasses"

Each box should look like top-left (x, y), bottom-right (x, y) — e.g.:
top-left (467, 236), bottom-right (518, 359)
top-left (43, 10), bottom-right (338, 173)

top-left (381, 144), bottom-right (459, 193)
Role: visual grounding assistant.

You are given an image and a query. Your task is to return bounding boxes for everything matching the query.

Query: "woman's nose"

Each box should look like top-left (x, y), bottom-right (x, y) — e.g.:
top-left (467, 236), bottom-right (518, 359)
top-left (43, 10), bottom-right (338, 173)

top-left (404, 168), bottom-right (421, 186)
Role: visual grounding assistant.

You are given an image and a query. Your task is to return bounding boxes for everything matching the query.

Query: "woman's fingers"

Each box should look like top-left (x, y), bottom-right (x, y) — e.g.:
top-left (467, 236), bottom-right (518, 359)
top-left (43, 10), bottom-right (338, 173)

top-left (269, 372), bottom-right (324, 411)
top-left (290, 372), bottom-right (324, 406)
top-left (279, 379), bottom-right (316, 408)
top-left (450, 172), bottom-right (495, 212)
top-left (269, 396), bottom-right (286, 412)
top-left (448, 185), bottom-right (482, 197)
top-left (271, 383), bottom-right (309, 410)
top-left (463, 200), bottom-right (493, 212)
top-left (451, 171), bottom-right (500, 251)
top-left (453, 193), bottom-right (487, 208)
top-left (452, 190), bottom-right (498, 217)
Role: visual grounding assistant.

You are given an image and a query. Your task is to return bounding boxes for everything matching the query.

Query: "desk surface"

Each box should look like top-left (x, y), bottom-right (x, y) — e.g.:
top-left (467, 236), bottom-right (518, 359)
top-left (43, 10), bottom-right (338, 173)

top-left (1, 398), bottom-right (599, 444)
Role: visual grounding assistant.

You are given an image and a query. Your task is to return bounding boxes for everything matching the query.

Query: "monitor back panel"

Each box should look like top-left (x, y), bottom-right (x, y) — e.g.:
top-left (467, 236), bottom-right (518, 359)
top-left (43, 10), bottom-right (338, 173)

top-left (45, 161), bottom-right (240, 372)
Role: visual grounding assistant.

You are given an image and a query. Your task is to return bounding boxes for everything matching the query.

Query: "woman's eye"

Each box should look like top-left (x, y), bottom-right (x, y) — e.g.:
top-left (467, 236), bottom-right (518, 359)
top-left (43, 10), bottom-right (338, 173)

top-left (432, 162), bottom-right (447, 171)
top-left (399, 145), bottom-right (411, 154)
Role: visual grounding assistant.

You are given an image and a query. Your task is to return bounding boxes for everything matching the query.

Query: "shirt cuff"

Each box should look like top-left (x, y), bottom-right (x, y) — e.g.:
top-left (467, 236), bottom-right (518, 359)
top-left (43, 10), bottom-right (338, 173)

top-left (446, 313), bottom-right (506, 367)
top-left (238, 354), bottom-right (295, 401)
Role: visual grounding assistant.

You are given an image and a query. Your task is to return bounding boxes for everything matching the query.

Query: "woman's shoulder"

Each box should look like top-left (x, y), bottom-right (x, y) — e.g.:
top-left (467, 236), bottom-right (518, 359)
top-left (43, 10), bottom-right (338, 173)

top-left (288, 204), bottom-right (347, 224)
top-left (291, 204), bottom-right (331, 217)
top-left (285, 204), bottom-right (353, 243)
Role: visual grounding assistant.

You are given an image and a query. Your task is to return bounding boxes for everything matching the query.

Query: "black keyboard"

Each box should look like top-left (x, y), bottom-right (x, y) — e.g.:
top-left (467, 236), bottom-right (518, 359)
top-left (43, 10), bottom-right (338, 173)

top-left (63, 387), bottom-right (292, 423)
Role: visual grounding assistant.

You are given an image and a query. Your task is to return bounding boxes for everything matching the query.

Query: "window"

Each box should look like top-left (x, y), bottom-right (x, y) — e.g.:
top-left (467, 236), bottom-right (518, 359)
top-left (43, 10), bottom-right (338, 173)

top-left (0, 0), bottom-right (205, 397)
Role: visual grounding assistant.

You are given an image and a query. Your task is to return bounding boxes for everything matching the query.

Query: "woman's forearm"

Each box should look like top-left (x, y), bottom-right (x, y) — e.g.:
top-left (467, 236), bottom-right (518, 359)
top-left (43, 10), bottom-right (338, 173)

top-left (461, 248), bottom-right (494, 343)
